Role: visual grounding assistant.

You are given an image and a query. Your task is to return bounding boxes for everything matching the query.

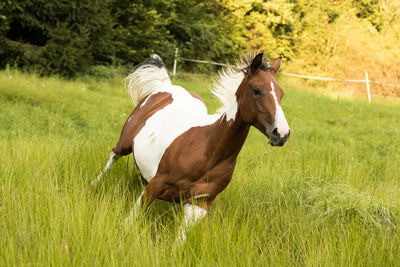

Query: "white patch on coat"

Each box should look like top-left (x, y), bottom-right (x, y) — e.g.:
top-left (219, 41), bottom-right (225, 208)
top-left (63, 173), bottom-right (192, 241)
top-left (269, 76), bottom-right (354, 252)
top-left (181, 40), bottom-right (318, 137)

top-left (225, 97), bottom-right (238, 121)
top-left (270, 82), bottom-right (290, 137)
top-left (178, 204), bottom-right (208, 243)
top-left (134, 85), bottom-right (220, 182)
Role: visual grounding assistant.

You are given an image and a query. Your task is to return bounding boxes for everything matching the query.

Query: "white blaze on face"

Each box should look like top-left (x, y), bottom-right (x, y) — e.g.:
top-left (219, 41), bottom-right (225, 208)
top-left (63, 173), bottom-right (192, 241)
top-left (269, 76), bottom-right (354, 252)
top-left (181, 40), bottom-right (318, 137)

top-left (270, 81), bottom-right (290, 138)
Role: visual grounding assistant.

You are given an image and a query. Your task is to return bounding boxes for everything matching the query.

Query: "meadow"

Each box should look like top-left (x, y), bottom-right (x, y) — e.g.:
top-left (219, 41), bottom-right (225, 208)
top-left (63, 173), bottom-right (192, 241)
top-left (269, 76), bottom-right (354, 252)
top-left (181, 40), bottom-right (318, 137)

top-left (1, 68), bottom-right (399, 266)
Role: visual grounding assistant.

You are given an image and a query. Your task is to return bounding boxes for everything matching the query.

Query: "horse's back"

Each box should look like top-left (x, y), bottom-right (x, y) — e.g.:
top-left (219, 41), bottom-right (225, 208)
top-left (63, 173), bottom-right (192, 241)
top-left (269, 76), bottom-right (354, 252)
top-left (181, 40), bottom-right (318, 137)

top-left (132, 85), bottom-right (219, 182)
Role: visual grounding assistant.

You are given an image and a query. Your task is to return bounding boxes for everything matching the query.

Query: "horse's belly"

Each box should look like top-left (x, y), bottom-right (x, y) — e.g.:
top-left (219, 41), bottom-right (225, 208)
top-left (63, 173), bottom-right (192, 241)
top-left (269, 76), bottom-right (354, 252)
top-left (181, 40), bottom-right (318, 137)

top-left (133, 86), bottom-right (219, 182)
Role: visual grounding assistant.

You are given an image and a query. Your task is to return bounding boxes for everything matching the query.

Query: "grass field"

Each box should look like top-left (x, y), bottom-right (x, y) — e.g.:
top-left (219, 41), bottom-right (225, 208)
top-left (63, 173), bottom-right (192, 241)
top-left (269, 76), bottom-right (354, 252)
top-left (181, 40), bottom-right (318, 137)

top-left (1, 68), bottom-right (400, 266)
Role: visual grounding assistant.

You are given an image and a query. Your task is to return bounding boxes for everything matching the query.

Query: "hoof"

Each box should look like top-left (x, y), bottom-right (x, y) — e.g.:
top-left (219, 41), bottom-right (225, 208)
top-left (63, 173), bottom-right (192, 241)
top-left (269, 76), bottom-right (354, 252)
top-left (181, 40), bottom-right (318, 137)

top-left (124, 215), bottom-right (134, 231)
top-left (174, 230), bottom-right (187, 246)
top-left (91, 174), bottom-right (102, 187)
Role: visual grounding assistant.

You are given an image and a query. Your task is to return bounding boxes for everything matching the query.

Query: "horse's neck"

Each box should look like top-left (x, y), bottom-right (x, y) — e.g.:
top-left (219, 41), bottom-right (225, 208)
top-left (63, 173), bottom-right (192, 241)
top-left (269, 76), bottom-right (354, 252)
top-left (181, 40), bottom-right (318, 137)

top-left (207, 112), bottom-right (250, 163)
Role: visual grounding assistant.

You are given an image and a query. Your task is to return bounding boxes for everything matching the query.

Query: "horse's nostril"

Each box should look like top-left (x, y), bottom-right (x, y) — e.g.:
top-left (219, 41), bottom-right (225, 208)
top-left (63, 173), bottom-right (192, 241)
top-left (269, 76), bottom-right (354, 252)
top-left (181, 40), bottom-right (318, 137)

top-left (272, 128), bottom-right (279, 136)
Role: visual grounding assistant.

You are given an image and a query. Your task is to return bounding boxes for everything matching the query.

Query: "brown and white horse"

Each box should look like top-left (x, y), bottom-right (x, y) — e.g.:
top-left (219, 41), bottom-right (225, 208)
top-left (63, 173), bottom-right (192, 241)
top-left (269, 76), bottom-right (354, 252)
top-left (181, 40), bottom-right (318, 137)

top-left (93, 53), bottom-right (290, 241)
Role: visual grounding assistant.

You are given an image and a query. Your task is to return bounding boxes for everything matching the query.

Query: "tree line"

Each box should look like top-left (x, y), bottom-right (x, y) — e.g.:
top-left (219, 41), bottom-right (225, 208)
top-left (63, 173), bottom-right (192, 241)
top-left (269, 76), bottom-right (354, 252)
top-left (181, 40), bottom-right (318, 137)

top-left (0, 0), bottom-right (398, 79)
top-left (0, 0), bottom-right (242, 76)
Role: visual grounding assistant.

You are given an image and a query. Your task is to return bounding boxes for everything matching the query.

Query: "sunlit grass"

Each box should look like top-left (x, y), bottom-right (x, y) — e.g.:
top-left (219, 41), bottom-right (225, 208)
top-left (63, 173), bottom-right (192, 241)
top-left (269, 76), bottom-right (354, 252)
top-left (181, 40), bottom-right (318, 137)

top-left (1, 69), bottom-right (399, 265)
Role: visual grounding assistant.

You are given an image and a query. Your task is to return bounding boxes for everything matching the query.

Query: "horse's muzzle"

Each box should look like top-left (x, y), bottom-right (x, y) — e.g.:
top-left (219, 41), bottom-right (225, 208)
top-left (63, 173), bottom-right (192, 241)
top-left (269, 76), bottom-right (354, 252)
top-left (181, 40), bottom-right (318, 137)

top-left (269, 129), bottom-right (290, 146)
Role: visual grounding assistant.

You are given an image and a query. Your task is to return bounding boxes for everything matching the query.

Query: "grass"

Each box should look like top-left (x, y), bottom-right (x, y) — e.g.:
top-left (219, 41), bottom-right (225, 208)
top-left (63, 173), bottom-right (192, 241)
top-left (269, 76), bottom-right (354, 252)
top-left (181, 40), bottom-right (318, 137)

top-left (1, 68), bottom-right (400, 266)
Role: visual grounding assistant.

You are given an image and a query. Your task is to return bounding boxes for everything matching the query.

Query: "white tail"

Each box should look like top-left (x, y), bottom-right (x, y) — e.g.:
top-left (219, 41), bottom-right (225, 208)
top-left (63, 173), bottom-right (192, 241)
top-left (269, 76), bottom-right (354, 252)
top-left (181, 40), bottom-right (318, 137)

top-left (126, 54), bottom-right (172, 105)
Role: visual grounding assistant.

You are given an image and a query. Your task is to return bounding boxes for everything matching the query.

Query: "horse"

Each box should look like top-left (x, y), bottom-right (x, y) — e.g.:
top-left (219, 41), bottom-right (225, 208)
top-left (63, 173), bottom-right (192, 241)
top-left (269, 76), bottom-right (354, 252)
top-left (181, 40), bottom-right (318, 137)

top-left (93, 53), bottom-right (290, 241)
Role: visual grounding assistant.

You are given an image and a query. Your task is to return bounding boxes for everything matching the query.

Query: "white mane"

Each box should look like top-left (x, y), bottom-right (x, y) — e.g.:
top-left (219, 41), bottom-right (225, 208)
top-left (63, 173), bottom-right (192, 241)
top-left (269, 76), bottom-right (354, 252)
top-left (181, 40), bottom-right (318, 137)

top-left (210, 54), bottom-right (272, 116)
top-left (211, 63), bottom-right (246, 115)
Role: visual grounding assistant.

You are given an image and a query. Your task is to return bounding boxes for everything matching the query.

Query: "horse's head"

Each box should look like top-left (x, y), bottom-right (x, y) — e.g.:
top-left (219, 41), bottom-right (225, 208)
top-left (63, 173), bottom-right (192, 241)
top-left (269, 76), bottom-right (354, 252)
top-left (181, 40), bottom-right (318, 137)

top-left (237, 53), bottom-right (290, 146)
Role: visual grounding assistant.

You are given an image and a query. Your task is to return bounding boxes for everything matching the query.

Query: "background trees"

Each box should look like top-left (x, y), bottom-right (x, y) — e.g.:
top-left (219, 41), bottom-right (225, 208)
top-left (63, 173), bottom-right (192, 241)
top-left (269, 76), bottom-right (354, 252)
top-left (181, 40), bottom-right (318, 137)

top-left (0, 0), bottom-right (114, 76)
top-left (0, 0), bottom-right (243, 76)
top-left (0, 0), bottom-right (399, 88)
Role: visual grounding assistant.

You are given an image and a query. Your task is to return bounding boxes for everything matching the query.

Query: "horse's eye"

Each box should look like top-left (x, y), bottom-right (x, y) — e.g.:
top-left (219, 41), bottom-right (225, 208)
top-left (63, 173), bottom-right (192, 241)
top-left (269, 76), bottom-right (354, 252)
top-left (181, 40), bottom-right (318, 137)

top-left (253, 88), bottom-right (262, 96)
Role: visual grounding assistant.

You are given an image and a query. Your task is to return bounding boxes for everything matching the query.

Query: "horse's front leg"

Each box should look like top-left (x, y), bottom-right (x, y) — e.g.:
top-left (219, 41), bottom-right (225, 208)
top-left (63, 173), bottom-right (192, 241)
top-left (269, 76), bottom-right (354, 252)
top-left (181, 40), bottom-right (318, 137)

top-left (125, 178), bottom-right (163, 224)
top-left (177, 202), bottom-right (209, 243)
top-left (125, 191), bottom-right (145, 225)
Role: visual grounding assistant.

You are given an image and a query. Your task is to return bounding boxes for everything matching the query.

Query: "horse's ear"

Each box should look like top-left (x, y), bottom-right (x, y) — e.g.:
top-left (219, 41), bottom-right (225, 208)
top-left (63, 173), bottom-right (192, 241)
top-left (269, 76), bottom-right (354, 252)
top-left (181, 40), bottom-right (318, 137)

top-left (250, 53), bottom-right (264, 74)
top-left (270, 57), bottom-right (282, 76)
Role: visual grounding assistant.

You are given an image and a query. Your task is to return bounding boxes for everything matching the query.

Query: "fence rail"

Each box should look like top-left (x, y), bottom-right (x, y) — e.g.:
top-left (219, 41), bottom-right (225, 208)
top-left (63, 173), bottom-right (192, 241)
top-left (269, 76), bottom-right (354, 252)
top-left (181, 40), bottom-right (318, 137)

top-left (172, 48), bottom-right (400, 102)
top-left (281, 72), bottom-right (400, 88)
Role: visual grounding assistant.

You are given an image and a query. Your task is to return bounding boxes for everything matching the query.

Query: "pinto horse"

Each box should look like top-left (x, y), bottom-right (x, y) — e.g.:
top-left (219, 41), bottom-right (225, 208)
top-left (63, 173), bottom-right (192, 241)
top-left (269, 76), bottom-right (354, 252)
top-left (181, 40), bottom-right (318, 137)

top-left (94, 53), bottom-right (290, 241)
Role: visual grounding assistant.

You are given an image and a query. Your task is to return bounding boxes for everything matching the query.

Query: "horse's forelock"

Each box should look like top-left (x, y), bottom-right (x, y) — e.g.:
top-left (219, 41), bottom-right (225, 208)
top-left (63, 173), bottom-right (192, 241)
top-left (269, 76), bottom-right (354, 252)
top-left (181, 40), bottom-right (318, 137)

top-left (239, 54), bottom-right (273, 74)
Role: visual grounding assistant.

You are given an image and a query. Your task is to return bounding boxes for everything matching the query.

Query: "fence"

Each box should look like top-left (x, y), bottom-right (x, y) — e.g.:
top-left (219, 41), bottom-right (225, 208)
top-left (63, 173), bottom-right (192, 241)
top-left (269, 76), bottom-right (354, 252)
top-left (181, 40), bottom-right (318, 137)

top-left (171, 48), bottom-right (400, 102)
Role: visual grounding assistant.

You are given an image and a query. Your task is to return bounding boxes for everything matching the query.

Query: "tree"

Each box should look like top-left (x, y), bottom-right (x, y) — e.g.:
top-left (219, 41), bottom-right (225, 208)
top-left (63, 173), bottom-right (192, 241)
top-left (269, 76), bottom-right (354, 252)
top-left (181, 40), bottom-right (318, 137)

top-left (0, 0), bottom-right (115, 77)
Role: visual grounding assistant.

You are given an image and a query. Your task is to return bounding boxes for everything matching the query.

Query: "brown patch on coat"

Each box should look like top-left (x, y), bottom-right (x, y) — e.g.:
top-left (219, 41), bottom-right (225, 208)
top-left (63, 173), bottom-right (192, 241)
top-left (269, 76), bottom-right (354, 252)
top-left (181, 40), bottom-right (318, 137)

top-left (112, 92), bottom-right (173, 156)
top-left (141, 110), bottom-right (250, 209)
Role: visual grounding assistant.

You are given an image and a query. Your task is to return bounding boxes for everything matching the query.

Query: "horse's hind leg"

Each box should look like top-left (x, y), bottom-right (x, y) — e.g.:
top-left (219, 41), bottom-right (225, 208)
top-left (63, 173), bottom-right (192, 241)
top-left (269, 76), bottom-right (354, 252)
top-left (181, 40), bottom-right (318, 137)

top-left (92, 141), bottom-right (133, 186)
top-left (92, 150), bottom-right (122, 186)
top-left (92, 111), bottom-right (138, 186)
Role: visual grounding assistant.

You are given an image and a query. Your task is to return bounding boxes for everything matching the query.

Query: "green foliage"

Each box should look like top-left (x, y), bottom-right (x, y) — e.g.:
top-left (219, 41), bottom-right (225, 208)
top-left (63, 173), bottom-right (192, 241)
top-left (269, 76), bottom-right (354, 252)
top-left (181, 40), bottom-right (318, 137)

top-left (236, 0), bottom-right (298, 58)
top-left (0, 0), bottom-right (243, 76)
top-left (352, 0), bottom-right (384, 31)
top-left (0, 0), bottom-right (114, 77)
top-left (111, 0), bottom-right (175, 65)
top-left (167, 0), bottom-right (243, 69)
top-left (280, 0), bottom-right (400, 97)
top-left (111, 0), bottom-right (243, 69)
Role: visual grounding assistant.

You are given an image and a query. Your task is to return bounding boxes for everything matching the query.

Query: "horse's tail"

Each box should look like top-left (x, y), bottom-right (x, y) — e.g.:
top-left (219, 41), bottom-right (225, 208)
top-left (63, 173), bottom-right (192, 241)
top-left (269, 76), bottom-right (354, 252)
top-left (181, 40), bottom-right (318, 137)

top-left (126, 54), bottom-right (172, 105)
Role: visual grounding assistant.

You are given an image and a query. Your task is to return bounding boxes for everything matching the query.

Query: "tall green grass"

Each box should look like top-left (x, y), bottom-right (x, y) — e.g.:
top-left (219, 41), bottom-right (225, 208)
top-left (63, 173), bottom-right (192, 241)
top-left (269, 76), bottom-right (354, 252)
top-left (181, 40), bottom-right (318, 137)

top-left (1, 69), bottom-right (399, 266)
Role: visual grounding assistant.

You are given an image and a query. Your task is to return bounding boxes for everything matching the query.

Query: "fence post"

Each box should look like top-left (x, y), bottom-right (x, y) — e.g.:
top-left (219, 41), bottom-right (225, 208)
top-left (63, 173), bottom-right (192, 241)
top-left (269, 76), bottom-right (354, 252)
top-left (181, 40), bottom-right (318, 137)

top-left (365, 72), bottom-right (371, 103)
top-left (173, 48), bottom-right (178, 79)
